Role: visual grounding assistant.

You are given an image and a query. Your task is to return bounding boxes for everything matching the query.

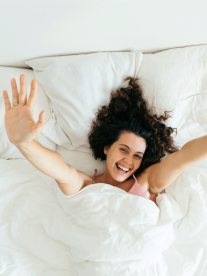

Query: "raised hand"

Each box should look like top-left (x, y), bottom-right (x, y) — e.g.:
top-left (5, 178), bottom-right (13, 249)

top-left (3, 74), bottom-right (47, 145)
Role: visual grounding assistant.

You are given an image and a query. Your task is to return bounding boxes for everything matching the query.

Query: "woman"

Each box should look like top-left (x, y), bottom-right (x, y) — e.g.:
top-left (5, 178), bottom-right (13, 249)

top-left (3, 74), bottom-right (181, 204)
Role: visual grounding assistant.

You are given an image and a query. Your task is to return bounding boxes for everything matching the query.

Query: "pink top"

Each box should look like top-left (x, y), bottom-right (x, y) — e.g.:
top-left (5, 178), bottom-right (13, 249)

top-left (91, 169), bottom-right (153, 201)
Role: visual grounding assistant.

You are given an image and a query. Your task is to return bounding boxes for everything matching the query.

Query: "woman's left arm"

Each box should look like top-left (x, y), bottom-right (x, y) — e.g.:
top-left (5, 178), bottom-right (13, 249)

top-left (147, 135), bottom-right (207, 194)
top-left (179, 135), bottom-right (207, 166)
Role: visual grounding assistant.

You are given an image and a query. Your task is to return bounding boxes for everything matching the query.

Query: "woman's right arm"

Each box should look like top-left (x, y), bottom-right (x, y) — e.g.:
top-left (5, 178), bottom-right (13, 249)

top-left (15, 139), bottom-right (85, 195)
top-left (3, 74), bottom-right (84, 196)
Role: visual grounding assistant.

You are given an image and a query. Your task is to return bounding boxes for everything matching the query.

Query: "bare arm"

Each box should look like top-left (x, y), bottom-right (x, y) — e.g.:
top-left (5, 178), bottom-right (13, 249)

top-left (148, 135), bottom-right (207, 193)
top-left (3, 74), bottom-right (84, 195)
top-left (178, 135), bottom-right (207, 167)
top-left (16, 139), bottom-right (71, 183)
top-left (15, 140), bottom-right (84, 195)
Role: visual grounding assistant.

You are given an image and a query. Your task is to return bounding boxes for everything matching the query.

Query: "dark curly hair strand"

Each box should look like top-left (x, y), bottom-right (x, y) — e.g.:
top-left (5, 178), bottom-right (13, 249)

top-left (88, 76), bottom-right (181, 178)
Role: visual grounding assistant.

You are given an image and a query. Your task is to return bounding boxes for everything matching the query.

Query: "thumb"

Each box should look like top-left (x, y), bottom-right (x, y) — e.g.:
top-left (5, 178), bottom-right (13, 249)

top-left (33, 111), bottom-right (47, 134)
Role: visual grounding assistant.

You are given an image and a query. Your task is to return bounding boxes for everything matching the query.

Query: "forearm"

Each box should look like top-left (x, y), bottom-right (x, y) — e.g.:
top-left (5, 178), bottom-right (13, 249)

top-left (182, 135), bottom-right (207, 166)
top-left (15, 139), bottom-right (68, 183)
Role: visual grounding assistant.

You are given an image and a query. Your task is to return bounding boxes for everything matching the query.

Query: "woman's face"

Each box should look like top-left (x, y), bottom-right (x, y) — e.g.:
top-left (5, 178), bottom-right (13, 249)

top-left (104, 131), bottom-right (146, 183)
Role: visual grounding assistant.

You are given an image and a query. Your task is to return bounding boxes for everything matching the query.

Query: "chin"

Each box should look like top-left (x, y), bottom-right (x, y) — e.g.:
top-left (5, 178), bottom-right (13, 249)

top-left (115, 173), bottom-right (131, 183)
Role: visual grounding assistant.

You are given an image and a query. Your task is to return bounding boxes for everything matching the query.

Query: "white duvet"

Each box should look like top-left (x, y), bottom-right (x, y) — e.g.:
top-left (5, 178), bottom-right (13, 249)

top-left (0, 158), bottom-right (207, 275)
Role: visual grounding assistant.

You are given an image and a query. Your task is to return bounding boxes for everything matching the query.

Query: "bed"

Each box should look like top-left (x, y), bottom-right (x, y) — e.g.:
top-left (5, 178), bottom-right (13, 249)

top-left (0, 1), bottom-right (207, 275)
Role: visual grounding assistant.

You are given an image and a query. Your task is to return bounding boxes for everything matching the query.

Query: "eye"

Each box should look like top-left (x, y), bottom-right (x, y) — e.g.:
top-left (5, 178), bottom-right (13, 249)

top-left (121, 148), bottom-right (141, 159)
top-left (136, 155), bottom-right (141, 159)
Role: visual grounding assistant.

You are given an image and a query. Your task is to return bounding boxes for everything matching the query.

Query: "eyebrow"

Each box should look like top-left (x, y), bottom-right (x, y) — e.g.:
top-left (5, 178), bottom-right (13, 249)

top-left (119, 144), bottom-right (144, 155)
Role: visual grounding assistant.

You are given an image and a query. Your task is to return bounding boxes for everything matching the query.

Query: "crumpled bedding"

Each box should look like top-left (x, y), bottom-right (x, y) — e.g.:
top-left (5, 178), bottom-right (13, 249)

top-left (0, 158), bottom-right (207, 276)
top-left (54, 179), bottom-right (183, 262)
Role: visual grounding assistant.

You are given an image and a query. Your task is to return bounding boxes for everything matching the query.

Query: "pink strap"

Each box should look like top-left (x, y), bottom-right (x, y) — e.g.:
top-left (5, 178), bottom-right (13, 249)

top-left (91, 171), bottom-right (152, 201)
top-left (91, 169), bottom-right (97, 184)
top-left (130, 174), bottom-right (152, 200)
top-left (132, 174), bottom-right (137, 183)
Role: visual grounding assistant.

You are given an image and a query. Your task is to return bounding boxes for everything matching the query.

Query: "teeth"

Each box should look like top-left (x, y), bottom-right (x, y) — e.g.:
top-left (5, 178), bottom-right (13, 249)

top-left (117, 163), bottom-right (129, 172)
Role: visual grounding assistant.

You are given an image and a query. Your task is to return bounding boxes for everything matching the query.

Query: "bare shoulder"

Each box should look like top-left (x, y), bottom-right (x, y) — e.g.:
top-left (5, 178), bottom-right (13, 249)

top-left (56, 163), bottom-right (92, 196)
top-left (136, 168), bottom-right (160, 202)
top-left (117, 168), bottom-right (159, 204)
top-left (123, 152), bottom-right (183, 202)
top-left (145, 151), bottom-right (187, 194)
top-left (74, 169), bottom-right (93, 190)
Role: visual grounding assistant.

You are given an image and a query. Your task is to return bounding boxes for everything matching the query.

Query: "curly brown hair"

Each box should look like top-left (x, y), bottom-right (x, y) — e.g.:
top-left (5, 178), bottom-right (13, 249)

top-left (88, 76), bottom-right (181, 178)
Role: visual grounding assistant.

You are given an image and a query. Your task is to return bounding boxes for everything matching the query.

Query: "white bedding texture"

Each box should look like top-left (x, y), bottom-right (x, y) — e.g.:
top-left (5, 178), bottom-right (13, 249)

top-left (0, 156), bottom-right (206, 275)
top-left (0, 44), bottom-right (207, 275)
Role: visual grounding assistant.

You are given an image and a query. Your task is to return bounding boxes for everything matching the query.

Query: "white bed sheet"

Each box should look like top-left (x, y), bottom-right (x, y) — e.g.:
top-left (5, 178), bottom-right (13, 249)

top-left (0, 158), bottom-right (207, 276)
top-left (1, 44), bottom-right (207, 275)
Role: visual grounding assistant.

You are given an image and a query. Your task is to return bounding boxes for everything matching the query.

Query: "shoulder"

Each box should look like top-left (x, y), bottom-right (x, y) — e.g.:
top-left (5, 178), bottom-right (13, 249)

top-left (118, 169), bottom-right (159, 204)
top-left (136, 169), bottom-right (149, 191)
top-left (55, 163), bottom-right (92, 196)
top-left (78, 170), bottom-right (94, 190)
top-left (136, 167), bottom-right (160, 202)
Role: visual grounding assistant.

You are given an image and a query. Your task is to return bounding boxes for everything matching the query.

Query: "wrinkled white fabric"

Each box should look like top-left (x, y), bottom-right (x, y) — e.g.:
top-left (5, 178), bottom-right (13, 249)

top-left (54, 182), bottom-right (182, 262)
top-left (0, 159), bottom-right (207, 276)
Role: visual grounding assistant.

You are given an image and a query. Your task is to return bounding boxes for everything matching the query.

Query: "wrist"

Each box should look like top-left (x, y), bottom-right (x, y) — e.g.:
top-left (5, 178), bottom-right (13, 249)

top-left (14, 140), bottom-right (34, 149)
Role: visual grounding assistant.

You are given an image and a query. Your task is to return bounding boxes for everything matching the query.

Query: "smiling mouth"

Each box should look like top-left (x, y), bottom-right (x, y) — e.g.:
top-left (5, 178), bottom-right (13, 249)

top-left (116, 163), bottom-right (131, 173)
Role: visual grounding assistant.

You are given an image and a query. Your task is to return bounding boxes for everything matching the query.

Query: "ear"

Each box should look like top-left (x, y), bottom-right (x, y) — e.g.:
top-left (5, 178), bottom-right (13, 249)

top-left (104, 145), bottom-right (109, 155)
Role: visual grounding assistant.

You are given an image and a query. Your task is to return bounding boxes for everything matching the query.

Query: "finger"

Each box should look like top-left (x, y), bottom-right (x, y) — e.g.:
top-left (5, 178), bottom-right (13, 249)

top-left (3, 90), bottom-right (11, 112)
top-left (11, 78), bottom-right (19, 105)
top-left (19, 74), bottom-right (27, 106)
top-left (27, 79), bottom-right (37, 111)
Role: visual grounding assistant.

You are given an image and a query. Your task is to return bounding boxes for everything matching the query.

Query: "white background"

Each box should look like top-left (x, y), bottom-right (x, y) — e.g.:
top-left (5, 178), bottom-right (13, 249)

top-left (0, 0), bottom-right (207, 68)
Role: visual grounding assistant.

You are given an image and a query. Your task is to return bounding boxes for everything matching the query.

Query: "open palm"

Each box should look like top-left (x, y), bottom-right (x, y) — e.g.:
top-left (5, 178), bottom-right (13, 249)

top-left (3, 74), bottom-right (47, 145)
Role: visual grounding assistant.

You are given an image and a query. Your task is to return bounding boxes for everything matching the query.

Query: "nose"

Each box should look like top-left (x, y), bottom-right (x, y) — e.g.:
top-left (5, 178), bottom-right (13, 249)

top-left (123, 156), bottom-right (133, 167)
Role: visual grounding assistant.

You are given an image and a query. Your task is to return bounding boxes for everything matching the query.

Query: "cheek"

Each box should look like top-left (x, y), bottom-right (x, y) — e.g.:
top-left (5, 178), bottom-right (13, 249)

top-left (114, 151), bottom-right (123, 162)
top-left (107, 150), bottom-right (121, 167)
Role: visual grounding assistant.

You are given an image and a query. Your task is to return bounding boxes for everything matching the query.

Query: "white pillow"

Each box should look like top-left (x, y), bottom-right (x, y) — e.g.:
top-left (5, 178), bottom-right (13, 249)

top-left (55, 45), bottom-right (207, 175)
top-left (0, 67), bottom-right (57, 159)
top-left (138, 45), bottom-right (207, 148)
top-left (56, 145), bottom-right (106, 178)
top-left (25, 51), bottom-right (143, 151)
